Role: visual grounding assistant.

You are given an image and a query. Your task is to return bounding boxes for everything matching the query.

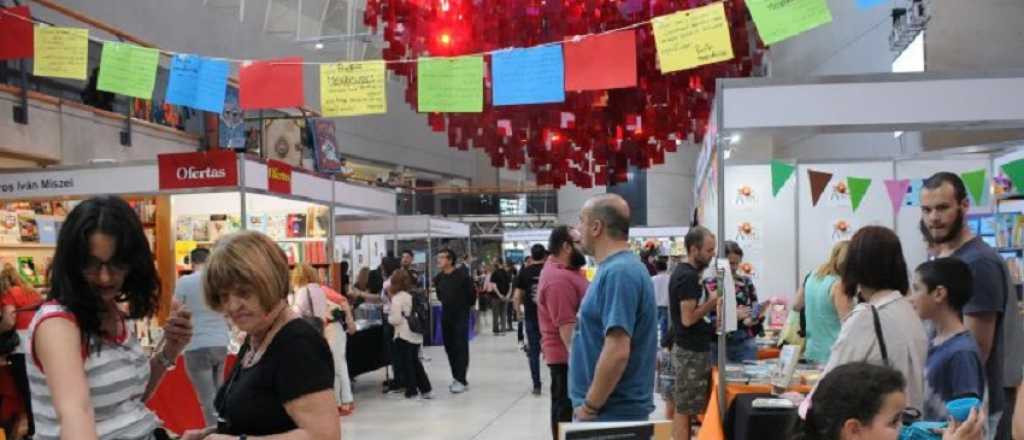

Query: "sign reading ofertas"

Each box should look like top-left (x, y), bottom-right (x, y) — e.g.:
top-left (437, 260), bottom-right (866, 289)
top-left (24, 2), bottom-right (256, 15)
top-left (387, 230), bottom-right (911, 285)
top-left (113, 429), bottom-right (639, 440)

top-left (158, 150), bottom-right (238, 190)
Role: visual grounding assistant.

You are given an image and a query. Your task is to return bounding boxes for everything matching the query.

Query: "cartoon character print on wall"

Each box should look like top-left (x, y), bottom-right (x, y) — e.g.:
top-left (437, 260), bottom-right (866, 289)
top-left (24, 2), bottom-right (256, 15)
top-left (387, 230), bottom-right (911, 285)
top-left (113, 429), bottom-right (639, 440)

top-left (832, 219), bottom-right (855, 243)
top-left (734, 221), bottom-right (763, 250)
top-left (311, 119), bottom-right (344, 173)
top-left (262, 119), bottom-right (305, 167)
top-left (828, 178), bottom-right (852, 208)
top-left (734, 184), bottom-right (758, 210)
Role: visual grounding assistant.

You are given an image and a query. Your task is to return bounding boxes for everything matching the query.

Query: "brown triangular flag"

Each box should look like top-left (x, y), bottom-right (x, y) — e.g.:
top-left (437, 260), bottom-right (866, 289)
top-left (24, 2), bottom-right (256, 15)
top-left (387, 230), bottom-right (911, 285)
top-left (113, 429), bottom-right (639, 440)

top-left (808, 169), bottom-right (833, 207)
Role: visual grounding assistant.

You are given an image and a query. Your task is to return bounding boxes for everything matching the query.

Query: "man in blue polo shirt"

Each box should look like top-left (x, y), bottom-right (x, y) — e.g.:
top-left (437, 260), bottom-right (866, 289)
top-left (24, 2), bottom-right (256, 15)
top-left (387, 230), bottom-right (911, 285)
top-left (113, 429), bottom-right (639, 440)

top-left (570, 194), bottom-right (657, 422)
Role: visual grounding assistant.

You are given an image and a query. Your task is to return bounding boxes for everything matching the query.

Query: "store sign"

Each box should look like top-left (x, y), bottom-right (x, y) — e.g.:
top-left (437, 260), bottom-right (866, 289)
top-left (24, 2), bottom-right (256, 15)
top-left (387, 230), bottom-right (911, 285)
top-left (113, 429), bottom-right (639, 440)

top-left (158, 150), bottom-right (238, 190)
top-left (267, 159), bottom-right (292, 194)
top-left (0, 165), bottom-right (158, 198)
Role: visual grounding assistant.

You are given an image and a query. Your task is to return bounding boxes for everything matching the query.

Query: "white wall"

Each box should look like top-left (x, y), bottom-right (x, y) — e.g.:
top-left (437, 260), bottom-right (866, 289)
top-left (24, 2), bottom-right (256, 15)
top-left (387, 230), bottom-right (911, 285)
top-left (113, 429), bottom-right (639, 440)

top-left (647, 145), bottom-right (698, 227)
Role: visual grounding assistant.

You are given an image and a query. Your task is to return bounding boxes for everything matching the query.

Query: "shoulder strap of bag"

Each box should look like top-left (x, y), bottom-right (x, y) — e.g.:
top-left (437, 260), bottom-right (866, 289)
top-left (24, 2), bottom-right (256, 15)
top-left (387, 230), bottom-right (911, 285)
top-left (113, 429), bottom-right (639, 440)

top-left (870, 304), bottom-right (890, 366)
top-left (304, 285), bottom-right (317, 318)
top-left (798, 272), bottom-right (812, 339)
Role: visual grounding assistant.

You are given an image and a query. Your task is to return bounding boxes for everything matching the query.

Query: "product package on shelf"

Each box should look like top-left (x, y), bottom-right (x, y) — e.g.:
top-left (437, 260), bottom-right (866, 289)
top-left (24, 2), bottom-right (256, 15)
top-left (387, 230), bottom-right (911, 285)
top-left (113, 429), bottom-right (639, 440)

top-left (266, 214), bottom-right (288, 241)
top-left (208, 214), bottom-right (242, 243)
top-left (191, 216), bottom-right (210, 243)
top-left (0, 211), bottom-right (20, 244)
top-left (247, 214), bottom-right (268, 234)
top-left (303, 241), bottom-right (327, 265)
top-left (307, 206), bottom-right (329, 238)
top-left (17, 256), bottom-right (39, 286)
top-left (38, 218), bottom-right (58, 245)
top-left (17, 211), bottom-right (39, 243)
top-left (176, 216), bottom-right (194, 241)
top-left (287, 214), bottom-right (307, 238)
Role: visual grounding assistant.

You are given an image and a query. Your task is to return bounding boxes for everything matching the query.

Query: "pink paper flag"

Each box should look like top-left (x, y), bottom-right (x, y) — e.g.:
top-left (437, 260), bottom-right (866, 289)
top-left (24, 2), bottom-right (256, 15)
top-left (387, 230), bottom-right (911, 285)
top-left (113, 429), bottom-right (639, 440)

top-left (884, 179), bottom-right (911, 214)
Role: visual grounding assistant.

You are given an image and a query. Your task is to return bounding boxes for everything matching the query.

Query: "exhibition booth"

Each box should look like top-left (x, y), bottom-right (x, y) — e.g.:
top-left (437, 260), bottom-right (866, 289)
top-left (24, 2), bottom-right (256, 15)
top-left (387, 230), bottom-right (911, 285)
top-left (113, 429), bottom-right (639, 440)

top-left (501, 229), bottom-right (552, 264)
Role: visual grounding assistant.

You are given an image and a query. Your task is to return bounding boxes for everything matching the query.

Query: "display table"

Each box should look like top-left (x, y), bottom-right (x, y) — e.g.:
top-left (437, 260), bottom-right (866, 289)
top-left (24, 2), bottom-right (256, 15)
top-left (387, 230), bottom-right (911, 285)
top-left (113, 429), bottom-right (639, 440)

top-left (757, 347), bottom-right (780, 360)
top-left (696, 370), bottom-right (811, 440)
top-left (146, 354), bottom-right (238, 435)
top-left (429, 305), bottom-right (478, 346)
top-left (346, 323), bottom-right (389, 378)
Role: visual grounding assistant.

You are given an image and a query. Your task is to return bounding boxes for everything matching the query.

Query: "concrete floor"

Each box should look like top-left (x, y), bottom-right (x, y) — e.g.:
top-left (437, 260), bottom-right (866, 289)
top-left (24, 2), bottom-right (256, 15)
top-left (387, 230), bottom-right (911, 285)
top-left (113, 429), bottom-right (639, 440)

top-left (340, 330), bottom-right (668, 440)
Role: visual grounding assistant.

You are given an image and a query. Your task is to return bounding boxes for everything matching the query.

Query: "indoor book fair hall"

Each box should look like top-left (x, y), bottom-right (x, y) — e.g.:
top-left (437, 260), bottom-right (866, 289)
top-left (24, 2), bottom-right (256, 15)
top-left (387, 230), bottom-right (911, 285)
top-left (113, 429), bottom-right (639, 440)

top-left (1, 0), bottom-right (1024, 440)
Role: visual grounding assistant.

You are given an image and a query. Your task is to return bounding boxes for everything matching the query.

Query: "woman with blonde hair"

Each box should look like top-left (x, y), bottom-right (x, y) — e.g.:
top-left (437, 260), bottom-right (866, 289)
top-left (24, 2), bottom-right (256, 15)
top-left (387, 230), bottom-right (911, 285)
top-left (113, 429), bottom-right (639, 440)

top-left (181, 231), bottom-right (338, 440)
top-left (794, 240), bottom-right (853, 364)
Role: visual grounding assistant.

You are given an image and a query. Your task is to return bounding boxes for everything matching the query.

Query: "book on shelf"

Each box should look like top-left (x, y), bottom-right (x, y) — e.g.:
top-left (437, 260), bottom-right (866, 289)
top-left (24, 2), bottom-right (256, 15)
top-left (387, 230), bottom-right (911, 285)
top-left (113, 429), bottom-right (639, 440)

top-left (38, 218), bottom-right (58, 245)
top-left (308, 206), bottom-right (329, 238)
top-left (176, 216), bottom-right (194, 241)
top-left (247, 214), bottom-right (268, 234)
top-left (0, 211), bottom-right (20, 244)
top-left (287, 214), bottom-right (307, 238)
top-left (17, 211), bottom-right (39, 243)
top-left (17, 256), bottom-right (40, 286)
top-left (266, 214), bottom-right (288, 241)
top-left (192, 216), bottom-right (210, 242)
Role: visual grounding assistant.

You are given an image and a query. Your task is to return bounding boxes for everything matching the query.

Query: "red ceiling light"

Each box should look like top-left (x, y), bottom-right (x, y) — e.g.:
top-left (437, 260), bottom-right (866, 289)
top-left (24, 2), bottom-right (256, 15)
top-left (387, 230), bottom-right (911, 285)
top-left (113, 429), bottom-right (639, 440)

top-left (439, 32), bottom-right (452, 46)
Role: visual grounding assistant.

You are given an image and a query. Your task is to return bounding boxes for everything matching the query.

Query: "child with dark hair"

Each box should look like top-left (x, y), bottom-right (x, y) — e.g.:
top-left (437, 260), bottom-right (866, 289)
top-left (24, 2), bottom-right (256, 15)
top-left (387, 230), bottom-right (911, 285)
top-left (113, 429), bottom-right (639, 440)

top-left (911, 258), bottom-right (986, 421)
top-left (794, 362), bottom-right (907, 440)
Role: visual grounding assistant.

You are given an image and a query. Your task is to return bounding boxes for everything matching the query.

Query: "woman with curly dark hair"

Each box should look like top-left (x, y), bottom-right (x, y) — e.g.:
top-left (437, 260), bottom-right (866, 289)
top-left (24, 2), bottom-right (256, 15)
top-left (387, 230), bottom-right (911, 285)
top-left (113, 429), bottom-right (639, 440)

top-left (27, 196), bottom-right (193, 440)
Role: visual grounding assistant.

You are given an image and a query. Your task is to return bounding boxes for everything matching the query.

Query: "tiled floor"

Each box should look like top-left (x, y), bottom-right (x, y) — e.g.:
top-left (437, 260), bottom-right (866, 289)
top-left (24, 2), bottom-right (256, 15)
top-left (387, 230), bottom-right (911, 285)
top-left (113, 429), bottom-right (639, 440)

top-left (340, 331), bottom-right (667, 440)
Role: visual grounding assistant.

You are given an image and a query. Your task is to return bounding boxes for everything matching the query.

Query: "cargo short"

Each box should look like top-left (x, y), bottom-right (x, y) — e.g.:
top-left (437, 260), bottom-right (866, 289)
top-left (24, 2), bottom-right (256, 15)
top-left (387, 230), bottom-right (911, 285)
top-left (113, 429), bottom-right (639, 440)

top-left (671, 345), bottom-right (712, 414)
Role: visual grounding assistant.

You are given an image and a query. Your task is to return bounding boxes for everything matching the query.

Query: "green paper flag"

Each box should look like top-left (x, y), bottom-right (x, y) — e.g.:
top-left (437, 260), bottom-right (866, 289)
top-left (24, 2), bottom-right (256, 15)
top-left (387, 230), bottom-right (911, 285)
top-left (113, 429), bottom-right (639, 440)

top-left (417, 56), bottom-right (485, 113)
top-left (1002, 159), bottom-right (1024, 195)
top-left (746, 0), bottom-right (833, 46)
top-left (97, 42), bottom-right (160, 99)
top-left (848, 177), bottom-right (872, 212)
top-left (770, 160), bottom-right (796, 197)
top-left (960, 169), bottom-right (987, 205)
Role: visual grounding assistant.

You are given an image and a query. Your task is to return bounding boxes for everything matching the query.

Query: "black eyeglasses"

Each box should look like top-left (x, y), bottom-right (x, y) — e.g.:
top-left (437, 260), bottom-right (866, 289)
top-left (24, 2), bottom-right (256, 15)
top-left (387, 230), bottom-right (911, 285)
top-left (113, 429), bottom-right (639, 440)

top-left (82, 259), bottom-right (129, 277)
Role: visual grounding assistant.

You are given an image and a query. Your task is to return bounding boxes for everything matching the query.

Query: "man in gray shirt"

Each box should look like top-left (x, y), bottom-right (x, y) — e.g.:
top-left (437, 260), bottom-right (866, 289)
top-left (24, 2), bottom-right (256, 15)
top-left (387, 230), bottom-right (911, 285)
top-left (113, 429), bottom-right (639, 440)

top-left (174, 248), bottom-right (230, 426)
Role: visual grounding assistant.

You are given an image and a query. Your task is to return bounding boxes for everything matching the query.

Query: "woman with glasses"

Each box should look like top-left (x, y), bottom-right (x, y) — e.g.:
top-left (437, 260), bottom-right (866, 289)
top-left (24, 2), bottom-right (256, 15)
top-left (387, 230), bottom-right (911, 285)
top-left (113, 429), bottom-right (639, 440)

top-left (27, 196), bottom-right (193, 440)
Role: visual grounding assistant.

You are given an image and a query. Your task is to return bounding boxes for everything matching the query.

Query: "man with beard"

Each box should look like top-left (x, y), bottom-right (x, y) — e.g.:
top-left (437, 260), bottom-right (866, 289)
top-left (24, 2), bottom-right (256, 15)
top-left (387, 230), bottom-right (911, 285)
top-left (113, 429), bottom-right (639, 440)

top-left (570, 194), bottom-right (657, 423)
top-left (921, 171), bottom-right (1024, 439)
top-left (400, 249), bottom-right (421, 289)
top-left (537, 226), bottom-right (590, 439)
top-left (669, 226), bottom-right (720, 440)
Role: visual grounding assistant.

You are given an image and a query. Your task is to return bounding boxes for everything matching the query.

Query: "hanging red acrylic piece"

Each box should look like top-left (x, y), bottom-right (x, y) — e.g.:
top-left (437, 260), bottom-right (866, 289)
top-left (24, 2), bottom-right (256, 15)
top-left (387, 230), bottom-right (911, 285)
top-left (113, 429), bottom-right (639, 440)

top-left (0, 6), bottom-right (33, 60)
top-left (564, 30), bottom-right (638, 91)
top-left (239, 57), bottom-right (304, 110)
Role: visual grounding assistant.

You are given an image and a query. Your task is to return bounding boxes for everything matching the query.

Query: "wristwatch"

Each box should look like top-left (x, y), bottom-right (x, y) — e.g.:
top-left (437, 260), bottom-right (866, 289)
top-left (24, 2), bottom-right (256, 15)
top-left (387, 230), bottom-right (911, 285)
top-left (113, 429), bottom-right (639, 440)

top-left (156, 350), bottom-right (176, 370)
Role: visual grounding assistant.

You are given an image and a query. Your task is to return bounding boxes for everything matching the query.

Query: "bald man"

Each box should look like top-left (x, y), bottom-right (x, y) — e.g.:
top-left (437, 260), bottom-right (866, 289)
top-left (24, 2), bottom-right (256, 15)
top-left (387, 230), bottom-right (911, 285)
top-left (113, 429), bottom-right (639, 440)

top-left (569, 194), bottom-right (658, 422)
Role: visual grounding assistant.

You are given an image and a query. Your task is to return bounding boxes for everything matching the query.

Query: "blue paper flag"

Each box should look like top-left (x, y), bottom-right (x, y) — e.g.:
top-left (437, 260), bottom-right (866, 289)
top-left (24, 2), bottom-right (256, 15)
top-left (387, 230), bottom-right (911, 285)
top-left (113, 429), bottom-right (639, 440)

top-left (166, 54), bottom-right (229, 113)
top-left (856, 0), bottom-right (887, 9)
top-left (492, 45), bottom-right (565, 106)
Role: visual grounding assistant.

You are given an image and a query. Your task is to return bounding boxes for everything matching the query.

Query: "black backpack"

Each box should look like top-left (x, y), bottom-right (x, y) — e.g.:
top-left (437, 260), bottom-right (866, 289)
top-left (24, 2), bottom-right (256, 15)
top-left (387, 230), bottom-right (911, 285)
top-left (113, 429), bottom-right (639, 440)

top-left (404, 292), bottom-right (431, 335)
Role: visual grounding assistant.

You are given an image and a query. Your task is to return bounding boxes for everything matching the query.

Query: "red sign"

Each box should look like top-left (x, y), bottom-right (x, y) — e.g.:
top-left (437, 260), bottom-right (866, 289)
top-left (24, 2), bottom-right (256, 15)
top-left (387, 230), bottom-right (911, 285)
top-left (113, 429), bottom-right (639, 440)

top-left (267, 159), bottom-right (292, 195)
top-left (158, 151), bottom-right (238, 190)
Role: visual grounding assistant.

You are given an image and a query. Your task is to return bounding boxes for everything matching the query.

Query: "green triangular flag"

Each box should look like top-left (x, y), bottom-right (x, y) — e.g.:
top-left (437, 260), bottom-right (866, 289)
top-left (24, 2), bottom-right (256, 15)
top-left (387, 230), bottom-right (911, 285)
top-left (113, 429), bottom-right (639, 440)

top-left (960, 169), bottom-right (987, 205)
top-left (848, 177), bottom-right (872, 212)
top-left (770, 160), bottom-right (796, 197)
top-left (1002, 159), bottom-right (1024, 195)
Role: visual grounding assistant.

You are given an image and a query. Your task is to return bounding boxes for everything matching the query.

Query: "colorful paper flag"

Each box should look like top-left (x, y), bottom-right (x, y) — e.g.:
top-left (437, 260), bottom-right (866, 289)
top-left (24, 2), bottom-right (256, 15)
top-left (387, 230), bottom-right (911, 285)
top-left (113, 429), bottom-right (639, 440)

top-left (856, 0), bottom-right (887, 9)
top-left (417, 56), bottom-right (485, 113)
top-left (239, 57), bottom-right (305, 110)
top-left (1001, 159), bottom-right (1024, 196)
top-left (652, 2), bottom-right (735, 73)
top-left (0, 6), bottom-right (33, 60)
top-left (491, 45), bottom-right (565, 106)
top-left (97, 42), bottom-right (161, 99)
top-left (905, 179), bottom-right (924, 207)
top-left (320, 60), bottom-right (387, 117)
top-left (165, 54), bottom-right (230, 113)
top-left (33, 27), bottom-right (89, 80)
top-left (770, 160), bottom-right (795, 196)
top-left (848, 177), bottom-right (872, 212)
top-left (884, 179), bottom-right (911, 215)
top-left (808, 169), bottom-right (833, 207)
top-left (960, 169), bottom-right (988, 206)
top-left (746, 0), bottom-right (833, 45)
top-left (564, 30), bottom-right (638, 91)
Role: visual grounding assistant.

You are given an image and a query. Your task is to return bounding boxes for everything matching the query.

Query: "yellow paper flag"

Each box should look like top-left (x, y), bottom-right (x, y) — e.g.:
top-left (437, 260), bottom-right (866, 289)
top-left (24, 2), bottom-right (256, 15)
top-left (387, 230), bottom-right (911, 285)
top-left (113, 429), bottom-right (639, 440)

top-left (320, 61), bottom-right (387, 117)
top-left (33, 26), bottom-right (89, 80)
top-left (652, 2), bottom-right (734, 73)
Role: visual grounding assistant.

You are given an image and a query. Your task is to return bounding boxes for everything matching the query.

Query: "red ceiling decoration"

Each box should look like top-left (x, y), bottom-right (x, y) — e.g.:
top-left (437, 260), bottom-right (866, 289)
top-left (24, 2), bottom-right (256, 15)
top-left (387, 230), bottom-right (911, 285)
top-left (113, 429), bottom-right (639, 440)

top-left (364, 0), bottom-right (764, 188)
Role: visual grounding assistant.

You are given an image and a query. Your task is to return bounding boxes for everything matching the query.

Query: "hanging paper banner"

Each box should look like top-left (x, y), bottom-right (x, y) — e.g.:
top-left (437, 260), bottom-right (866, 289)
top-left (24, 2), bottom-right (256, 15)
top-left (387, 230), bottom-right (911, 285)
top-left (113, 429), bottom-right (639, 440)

top-left (884, 179), bottom-right (911, 215)
top-left (960, 169), bottom-right (988, 206)
top-left (848, 177), bottom-right (872, 212)
top-left (651, 2), bottom-right (735, 73)
top-left (320, 60), bottom-right (387, 117)
top-left (770, 160), bottom-right (795, 197)
top-left (239, 57), bottom-right (305, 110)
top-left (33, 27), bottom-right (89, 80)
top-left (905, 179), bottom-right (924, 207)
top-left (746, 0), bottom-right (833, 46)
top-left (219, 87), bottom-right (246, 150)
top-left (808, 170), bottom-right (833, 207)
top-left (0, 6), bottom-right (33, 60)
top-left (564, 30), bottom-right (638, 91)
top-left (97, 42), bottom-right (161, 99)
top-left (857, 0), bottom-right (887, 9)
top-left (417, 56), bottom-right (485, 113)
top-left (166, 54), bottom-right (230, 113)
top-left (492, 45), bottom-right (565, 106)
top-left (1001, 159), bottom-right (1024, 196)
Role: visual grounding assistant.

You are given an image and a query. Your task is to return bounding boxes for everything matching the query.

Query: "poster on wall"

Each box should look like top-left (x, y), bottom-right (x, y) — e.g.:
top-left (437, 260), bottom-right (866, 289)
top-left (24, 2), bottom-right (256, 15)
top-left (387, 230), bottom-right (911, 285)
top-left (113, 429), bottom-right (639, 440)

top-left (733, 220), bottom-right (763, 250)
top-left (733, 183), bottom-right (759, 211)
top-left (827, 178), bottom-right (852, 208)
top-left (262, 119), bottom-right (305, 167)
top-left (219, 87), bottom-right (246, 150)
top-left (310, 118), bottom-right (344, 173)
top-left (831, 219), bottom-right (856, 243)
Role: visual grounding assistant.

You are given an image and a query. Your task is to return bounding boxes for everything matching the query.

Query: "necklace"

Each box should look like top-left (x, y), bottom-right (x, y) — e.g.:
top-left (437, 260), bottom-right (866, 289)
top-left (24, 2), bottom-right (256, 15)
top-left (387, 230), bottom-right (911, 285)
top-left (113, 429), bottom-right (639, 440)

top-left (242, 304), bottom-right (290, 368)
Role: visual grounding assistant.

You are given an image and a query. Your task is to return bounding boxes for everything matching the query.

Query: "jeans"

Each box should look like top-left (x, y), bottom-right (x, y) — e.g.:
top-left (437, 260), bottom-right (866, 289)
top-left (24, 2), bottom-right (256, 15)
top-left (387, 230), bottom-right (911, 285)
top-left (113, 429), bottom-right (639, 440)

top-left (710, 335), bottom-right (758, 364)
top-left (328, 323), bottom-right (353, 404)
top-left (549, 364), bottom-right (572, 440)
top-left (657, 306), bottom-right (669, 345)
top-left (492, 299), bottom-right (511, 333)
top-left (383, 322), bottom-right (403, 389)
top-left (525, 318), bottom-right (542, 388)
top-left (394, 338), bottom-right (432, 397)
top-left (986, 411), bottom-right (1002, 440)
top-left (184, 346), bottom-right (227, 426)
top-left (442, 307), bottom-right (471, 385)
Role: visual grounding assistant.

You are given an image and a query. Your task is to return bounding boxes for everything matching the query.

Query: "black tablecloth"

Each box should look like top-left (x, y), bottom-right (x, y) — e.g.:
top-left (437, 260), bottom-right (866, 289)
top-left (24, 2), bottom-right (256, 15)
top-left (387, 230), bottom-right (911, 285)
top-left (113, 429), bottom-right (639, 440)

top-left (725, 393), bottom-right (798, 440)
top-left (346, 324), bottom-right (390, 378)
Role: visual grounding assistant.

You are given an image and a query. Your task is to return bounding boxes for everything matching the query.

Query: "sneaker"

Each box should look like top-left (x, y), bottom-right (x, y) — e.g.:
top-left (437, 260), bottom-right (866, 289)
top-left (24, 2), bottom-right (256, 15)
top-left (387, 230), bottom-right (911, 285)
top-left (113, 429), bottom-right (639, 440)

top-left (532, 386), bottom-right (542, 396)
top-left (385, 387), bottom-right (404, 395)
top-left (420, 392), bottom-right (434, 400)
top-left (450, 381), bottom-right (467, 394)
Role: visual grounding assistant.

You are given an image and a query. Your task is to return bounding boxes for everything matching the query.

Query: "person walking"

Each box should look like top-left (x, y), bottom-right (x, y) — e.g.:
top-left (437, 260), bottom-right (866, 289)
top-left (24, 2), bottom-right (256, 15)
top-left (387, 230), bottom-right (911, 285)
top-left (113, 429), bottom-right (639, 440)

top-left (537, 226), bottom-right (589, 439)
top-left (570, 194), bottom-right (658, 422)
top-left (174, 247), bottom-right (230, 427)
top-left (514, 244), bottom-right (548, 395)
top-left (793, 241), bottom-right (852, 365)
top-left (652, 260), bottom-right (671, 346)
top-left (490, 262), bottom-right (512, 335)
top-left (387, 269), bottom-right (433, 400)
top-left (434, 248), bottom-right (475, 394)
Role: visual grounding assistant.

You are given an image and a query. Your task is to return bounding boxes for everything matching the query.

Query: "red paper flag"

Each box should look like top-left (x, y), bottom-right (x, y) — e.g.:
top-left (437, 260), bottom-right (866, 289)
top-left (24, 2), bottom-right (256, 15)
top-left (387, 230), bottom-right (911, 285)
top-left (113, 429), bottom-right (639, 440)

top-left (0, 6), bottom-right (33, 60)
top-left (239, 57), bottom-right (304, 110)
top-left (564, 30), bottom-right (637, 91)
top-left (497, 119), bottom-right (512, 137)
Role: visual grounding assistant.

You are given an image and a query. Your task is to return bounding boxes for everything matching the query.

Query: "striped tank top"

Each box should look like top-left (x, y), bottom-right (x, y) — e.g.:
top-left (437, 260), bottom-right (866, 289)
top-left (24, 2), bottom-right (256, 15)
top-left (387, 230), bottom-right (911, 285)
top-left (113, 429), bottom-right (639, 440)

top-left (26, 302), bottom-right (160, 440)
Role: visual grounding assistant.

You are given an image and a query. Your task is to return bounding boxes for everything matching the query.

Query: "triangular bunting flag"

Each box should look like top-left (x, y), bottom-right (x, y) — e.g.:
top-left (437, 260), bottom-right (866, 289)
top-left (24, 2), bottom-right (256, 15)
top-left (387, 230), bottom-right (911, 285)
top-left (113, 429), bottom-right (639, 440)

top-left (770, 160), bottom-right (795, 196)
top-left (808, 170), bottom-right (833, 207)
top-left (884, 179), bottom-right (911, 215)
top-left (960, 169), bottom-right (987, 205)
top-left (1001, 159), bottom-right (1024, 195)
top-left (848, 177), bottom-right (872, 212)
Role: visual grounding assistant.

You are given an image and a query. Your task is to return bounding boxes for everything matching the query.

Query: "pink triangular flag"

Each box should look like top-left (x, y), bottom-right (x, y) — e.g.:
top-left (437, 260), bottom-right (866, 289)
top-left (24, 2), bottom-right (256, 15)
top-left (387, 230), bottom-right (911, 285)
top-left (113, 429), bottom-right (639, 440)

top-left (884, 179), bottom-right (911, 214)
